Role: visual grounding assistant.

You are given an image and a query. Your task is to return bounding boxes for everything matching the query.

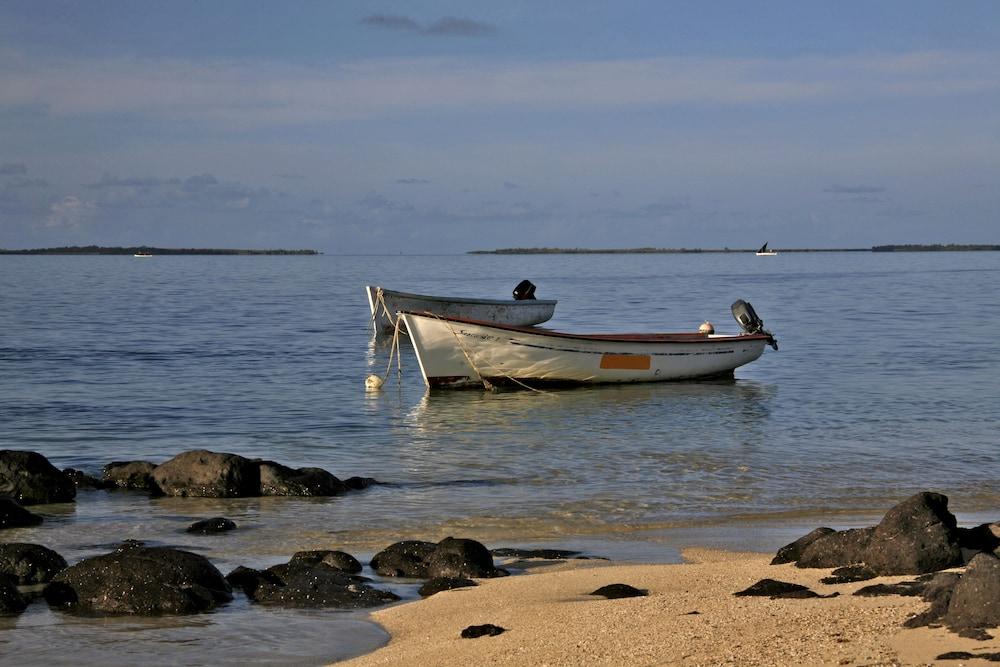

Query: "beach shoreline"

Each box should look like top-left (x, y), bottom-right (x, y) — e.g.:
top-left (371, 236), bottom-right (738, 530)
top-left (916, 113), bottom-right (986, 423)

top-left (339, 547), bottom-right (998, 666)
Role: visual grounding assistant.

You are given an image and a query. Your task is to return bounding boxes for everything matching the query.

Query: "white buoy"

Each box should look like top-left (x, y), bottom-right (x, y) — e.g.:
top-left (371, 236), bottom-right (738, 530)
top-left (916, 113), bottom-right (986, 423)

top-left (698, 321), bottom-right (715, 334)
top-left (365, 374), bottom-right (384, 391)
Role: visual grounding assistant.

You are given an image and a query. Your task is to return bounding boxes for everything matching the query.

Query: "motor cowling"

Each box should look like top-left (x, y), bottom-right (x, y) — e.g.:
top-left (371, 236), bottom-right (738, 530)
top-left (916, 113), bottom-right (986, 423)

top-left (731, 299), bottom-right (778, 350)
top-left (513, 280), bottom-right (537, 300)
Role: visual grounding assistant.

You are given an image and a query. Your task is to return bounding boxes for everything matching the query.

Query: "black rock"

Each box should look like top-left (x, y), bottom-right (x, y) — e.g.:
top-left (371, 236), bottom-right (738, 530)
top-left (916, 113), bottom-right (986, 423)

top-left (427, 537), bottom-right (504, 579)
top-left (0, 450), bottom-right (76, 505)
top-left (186, 517), bottom-right (237, 534)
top-left (854, 581), bottom-right (925, 597)
top-left (0, 497), bottom-right (43, 529)
top-left (902, 572), bottom-right (961, 629)
top-left (771, 527), bottom-right (836, 565)
top-left (937, 651), bottom-right (1000, 661)
top-left (151, 450), bottom-right (260, 498)
top-left (461, 624), bottom-right (506, 639)
top-left (796, 527), bottom-right (875, 569)
top-left (734, 578), bottom-right (838, 599)
top-left (225, 566), bottom-right (282, 598)
top-left (0, 574), bottom-right (26, 614)
top-left (288, 550), bottom-right (362, 574)
top-left (44, 546), bottom-right (232, 615)
top-left (863, 492), bottom-right (962, 575)
top-left (370, 540), bottom-right (439, 578)
top-left (343, 476), bottom-right (379, 491)
top-left (943, 552), bottom-right (1000, 632)
top-left (590, 583), bottom-right (647, 599)
top-left (102, 461), bottom-right (159, 491)
top-left (957, 522), bottom-right (1000, 554)
top-left (63, 468), bottom-right (113, 490)
top-left (0, 543), bottom-right (68, 584)
top-left (250, 561), bottom-right (398, 608)
top-left (419, 577), bottom-right (477, 597)
top-left (821, 565), bottom-right (877, 585)
top-left (257, 461), bottom-right (347, 496)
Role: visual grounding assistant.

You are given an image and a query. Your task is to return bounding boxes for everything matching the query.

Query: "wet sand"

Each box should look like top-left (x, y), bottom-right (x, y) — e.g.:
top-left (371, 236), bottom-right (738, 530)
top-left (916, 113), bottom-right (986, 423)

top-left (340, 548), bottom-right (999, 666)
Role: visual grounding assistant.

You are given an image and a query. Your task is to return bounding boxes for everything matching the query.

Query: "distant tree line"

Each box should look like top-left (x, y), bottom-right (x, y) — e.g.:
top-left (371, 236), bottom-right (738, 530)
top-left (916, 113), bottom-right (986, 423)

top-left (0, 245), bottom-right (320, 255)
top-left (870, 244), bottom-right (1000, 252)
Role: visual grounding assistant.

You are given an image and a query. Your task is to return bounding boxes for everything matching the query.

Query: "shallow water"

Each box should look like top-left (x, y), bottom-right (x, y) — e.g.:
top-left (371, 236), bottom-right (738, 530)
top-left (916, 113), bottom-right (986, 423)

top-left (1, 251), bottom-right (998, 663)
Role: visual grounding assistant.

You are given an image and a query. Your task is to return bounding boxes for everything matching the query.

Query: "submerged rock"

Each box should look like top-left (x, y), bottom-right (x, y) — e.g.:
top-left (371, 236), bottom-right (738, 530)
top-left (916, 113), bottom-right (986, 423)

top-left (0, 497), bottom-right (43, 529)
top-left (288, 550), bottom-right (362, 574)
top-left (63, 468), bottom-right (113, 490)
top-left (0, 574), bottom-right (26, 614)
top-left (44, 545), bottom-right (232, 615)
top-left (0, 543), bottom-right (67, 584)
top-left (491, 548), bottom-right (583, 560)
top-left (257, 461), bottom-right (347, 496)
top-left (250, 561), bottom-right (398, 609)
top-left (0, 450), bottom-right (76, 505)
top-left (419, 577), bottom-right (477, 597)
top-left (186, 517), bottom-right (237, 534)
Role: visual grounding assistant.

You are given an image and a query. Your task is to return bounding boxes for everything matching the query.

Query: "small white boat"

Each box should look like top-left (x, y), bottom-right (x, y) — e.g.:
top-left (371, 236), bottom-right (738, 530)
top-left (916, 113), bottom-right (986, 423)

top-left (133, 251), bottom-right (153, 257)
top-left (755, 242), bottom-right (777, 256)
top-left (400, 300), bottom-right (777, 389)
top-left (366, 283), bottom-right (557, 334)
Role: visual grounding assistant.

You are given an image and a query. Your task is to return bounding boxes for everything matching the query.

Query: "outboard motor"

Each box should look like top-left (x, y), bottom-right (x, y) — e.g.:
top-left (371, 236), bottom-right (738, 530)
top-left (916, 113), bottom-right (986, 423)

top-left (731, 300), bottom-right (778, 350)
top-left (513, 280), bottom-right (537, 300)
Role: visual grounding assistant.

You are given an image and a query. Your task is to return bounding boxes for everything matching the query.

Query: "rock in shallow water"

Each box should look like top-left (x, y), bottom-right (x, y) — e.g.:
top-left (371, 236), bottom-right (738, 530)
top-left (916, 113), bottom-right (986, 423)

top-left (0, 543), bottom-right (67, 584)
top-left (371, 537), bottom-right (505, 579)
top-left (0, 450), bottom-right (76, 505)
top-left (44, 545), bottom-right (232, 615)
top-left (186, 517), bottom-right (237, 534)
top-left (0, 574), bottom-right (26, 614)
top-left (0, 497), bottom-right (43, 529)
top-left (102, 461), bottom-right (159, 491)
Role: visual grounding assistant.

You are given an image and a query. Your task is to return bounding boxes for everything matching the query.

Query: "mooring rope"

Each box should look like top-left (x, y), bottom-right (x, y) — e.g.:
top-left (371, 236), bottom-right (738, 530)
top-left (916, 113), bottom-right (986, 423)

top-left (427, 312), bottom-right (551, 395)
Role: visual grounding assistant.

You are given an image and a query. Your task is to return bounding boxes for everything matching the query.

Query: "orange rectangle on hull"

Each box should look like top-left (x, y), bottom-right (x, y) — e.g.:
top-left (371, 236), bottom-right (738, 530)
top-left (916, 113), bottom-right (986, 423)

top-left (599, 353), bottom-right (651, 370)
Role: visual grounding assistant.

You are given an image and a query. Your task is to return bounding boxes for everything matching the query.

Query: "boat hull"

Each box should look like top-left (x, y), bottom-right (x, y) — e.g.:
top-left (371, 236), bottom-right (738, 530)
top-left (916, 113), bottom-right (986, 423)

top-left (367, 286), bottom-right (557, 333)
top-left (401, 312), bottom-right (770, 389)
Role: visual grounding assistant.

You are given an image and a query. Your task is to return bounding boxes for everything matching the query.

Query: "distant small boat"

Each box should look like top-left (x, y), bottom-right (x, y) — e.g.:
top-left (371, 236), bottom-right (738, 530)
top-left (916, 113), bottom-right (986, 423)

top-left (755, 242), bottom-right (777, 256)
top-left (133, 251), bottom-right (153, 257)
top-left (400, 300), bottom-right (777, 389)
top-left (366, 283), bottom-right (557, 334)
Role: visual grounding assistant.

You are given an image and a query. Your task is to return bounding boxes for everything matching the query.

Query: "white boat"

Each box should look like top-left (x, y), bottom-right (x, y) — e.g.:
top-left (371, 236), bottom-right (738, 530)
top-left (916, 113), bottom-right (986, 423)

top-left (400, 300), bottom-right (777, 389)
top-left (133, 251), bottom-right (153, 257)
top-left (366, 284), bottom-right (557, 334)
top-left (755, 242), bottom-right (777, 256)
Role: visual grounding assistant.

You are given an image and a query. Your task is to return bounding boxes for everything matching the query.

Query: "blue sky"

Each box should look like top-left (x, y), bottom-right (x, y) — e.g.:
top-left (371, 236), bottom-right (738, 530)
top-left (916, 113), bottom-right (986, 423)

top-left (1, 1), bottom-right (998, 252)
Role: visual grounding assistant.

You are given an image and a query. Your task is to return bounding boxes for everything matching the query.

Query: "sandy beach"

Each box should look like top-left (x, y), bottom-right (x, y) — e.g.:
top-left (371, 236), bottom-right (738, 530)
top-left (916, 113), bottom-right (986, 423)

top-left (341, 548), bottom-right (999, 666)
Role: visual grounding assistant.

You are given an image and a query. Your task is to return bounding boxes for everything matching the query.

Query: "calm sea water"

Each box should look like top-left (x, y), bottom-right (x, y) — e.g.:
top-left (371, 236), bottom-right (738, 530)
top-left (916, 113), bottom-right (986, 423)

top-left (1, 251), bottom-right (998, 664)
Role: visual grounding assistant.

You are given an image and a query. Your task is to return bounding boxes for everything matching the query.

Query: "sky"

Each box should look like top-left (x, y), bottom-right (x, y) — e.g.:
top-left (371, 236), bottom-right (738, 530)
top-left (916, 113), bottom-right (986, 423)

top-left (1, 1), bottom-right (998, 253)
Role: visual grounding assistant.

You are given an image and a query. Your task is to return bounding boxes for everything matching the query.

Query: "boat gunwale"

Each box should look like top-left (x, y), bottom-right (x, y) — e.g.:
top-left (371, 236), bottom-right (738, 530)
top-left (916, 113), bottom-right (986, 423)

top-left (400, 311), bottom-right (773, 345)
top-left (367, 285), bottom-right (557, 308)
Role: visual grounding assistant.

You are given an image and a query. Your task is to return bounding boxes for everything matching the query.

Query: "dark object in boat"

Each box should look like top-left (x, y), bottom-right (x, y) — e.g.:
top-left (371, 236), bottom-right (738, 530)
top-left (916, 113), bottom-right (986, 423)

top-left (512, 280), bottom-right (536, 300)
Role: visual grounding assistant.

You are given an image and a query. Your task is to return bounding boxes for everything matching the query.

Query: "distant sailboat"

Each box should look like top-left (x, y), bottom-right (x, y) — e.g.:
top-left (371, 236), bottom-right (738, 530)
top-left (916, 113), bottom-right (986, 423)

top-left (755, 242), bottom-right (777, 256)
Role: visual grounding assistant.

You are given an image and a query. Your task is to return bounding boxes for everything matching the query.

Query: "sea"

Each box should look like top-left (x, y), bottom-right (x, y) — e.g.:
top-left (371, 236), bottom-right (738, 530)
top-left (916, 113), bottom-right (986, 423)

top-left (1, 251), bottom-right (998, 665)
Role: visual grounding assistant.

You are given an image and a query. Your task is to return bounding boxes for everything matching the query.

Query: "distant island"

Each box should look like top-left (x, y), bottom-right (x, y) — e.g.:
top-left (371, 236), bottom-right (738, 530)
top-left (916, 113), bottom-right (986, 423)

top-left (470, 244), bottom-right (1000, 254)
top-left (0, 245), bottom-right (320, 255)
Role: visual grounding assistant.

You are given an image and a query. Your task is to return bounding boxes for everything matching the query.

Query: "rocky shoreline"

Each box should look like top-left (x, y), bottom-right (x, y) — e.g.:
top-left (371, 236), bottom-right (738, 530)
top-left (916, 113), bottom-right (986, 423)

top-left (2, 448), bottom-right (999, 663)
